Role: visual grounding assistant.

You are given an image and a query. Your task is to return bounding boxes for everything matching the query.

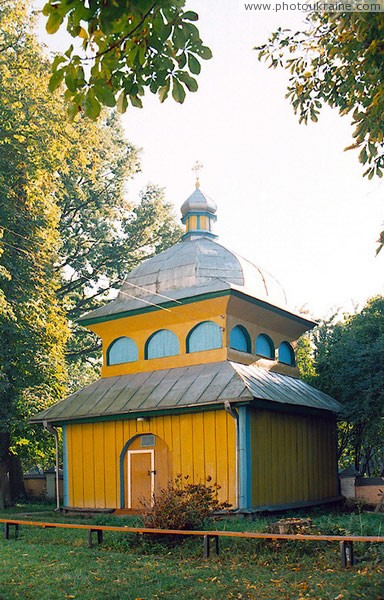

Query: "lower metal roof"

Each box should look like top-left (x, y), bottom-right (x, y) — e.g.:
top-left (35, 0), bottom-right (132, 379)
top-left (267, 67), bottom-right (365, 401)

top-left (30, 361), bottom-right (340, 425)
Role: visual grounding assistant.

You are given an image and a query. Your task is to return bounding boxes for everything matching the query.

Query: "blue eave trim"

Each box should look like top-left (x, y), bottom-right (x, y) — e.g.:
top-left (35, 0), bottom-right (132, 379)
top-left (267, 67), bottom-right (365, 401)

top-left (62, 425), bottom-right (69, 507)
top-left (182, 231), bottom-right (218, 241)
top-left (78, 288), bottom-right (317, 329)
top-left (181, 211), bottom-right (218, 224)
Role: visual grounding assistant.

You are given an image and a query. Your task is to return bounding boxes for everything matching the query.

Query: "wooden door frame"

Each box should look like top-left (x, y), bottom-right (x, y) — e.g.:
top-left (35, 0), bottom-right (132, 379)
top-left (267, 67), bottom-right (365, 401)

top-left (127, 449), bottom-right (155, 509)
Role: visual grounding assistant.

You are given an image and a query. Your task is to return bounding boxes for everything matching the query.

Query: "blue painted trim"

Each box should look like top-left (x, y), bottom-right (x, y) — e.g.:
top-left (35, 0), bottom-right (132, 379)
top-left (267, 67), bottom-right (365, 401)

top-left (119, 433), bottom-right (153, 509)
top-left (62, 425), bottom-right (69, 507)
top-left (181, 211), bottom-right (218, 224)
top-left (78, 288), bottom-right (316, 329)
top-left (238, 406), bottom-right (251, 509)
top-left (182, 231), bottom-right (218, 241)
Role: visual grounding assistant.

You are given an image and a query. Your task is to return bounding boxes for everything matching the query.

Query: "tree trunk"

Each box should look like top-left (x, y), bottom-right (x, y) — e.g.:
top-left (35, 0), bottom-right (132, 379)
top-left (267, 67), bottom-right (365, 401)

top-left (0, 430), bottom-right (10, 509)
top-left (8, 453), bottom-right (27, 503)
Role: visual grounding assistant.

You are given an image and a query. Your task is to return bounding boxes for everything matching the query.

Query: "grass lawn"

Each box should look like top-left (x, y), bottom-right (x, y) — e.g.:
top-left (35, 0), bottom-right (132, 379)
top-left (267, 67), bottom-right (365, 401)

top-left (0, 504), bottom-right (383, 599)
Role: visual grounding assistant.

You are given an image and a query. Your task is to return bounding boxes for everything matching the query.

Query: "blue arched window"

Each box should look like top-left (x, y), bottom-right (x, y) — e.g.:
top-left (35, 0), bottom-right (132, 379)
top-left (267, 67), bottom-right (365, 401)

top-left (255, 334), bottom-right (275, 359)
top-left (107, 337), bottom-right (138, 365)
top-left (230, 325), bottom-right (251, 353)
top-left (187, 321), bottom-right (222, 353)
top-left (145, 329), bottom-right (180, 359)
top-left (278, 341), bottom-right (295, 366)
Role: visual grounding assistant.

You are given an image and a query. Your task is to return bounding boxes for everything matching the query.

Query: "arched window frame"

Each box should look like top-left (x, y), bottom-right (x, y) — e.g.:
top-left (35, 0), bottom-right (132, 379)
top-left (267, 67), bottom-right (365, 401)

top-left (186, 320), bottom-right (222, 353)
top-left (278, 341), bottom-right (295, 366)
top-left (107, 336), bottom-right (138, 365)
top-left (255, 333), bottom-right (275, 360)
top-left (229, 325), bottom-right (251, 353)
top-left (144, 329), bottom-right (180, 360)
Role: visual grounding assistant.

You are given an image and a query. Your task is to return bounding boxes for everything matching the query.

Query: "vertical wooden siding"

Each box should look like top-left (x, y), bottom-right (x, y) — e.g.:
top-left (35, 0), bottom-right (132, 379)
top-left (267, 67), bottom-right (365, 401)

top-left (65, 409), bottom-right (236, 509)
top-left (250, 408), bottom-right (338, 506)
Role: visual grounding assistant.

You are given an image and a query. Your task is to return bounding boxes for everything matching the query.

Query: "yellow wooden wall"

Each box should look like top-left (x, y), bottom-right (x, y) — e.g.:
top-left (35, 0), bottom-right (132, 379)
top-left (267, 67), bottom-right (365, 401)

top-left (65, 409), bottom-right (237, 509)
top-left (250, 408), bottom-right (338, 506)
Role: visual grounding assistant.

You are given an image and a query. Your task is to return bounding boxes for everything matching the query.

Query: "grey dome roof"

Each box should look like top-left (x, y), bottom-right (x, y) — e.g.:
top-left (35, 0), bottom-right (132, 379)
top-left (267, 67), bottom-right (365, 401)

top-left (180, 188), bottom-right (217, 217)
top-left (119, 236), bottom-right (287, 306)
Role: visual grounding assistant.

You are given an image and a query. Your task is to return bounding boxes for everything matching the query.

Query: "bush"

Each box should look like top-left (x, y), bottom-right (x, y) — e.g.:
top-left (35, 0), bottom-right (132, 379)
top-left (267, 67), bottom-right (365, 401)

top-left (141, 474), bottom-right (231, 530)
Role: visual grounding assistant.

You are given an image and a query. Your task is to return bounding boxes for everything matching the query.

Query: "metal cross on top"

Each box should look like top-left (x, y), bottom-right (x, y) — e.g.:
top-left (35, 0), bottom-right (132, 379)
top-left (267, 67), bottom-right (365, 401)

top-left (192, 160), bottom-right (203, 189)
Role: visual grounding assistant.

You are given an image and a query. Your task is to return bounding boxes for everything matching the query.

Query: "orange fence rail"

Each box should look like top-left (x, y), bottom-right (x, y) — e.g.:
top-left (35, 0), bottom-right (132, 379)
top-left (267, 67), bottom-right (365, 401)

top-left (1, 518), bottom-right (383, 567)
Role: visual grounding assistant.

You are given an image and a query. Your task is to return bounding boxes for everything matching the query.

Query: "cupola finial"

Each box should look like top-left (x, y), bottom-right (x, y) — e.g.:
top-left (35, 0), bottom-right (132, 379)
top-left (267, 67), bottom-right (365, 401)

top-left (192, 160), bottom-right (203, 189)
top-left (180, 167), bottom-right (217, 241)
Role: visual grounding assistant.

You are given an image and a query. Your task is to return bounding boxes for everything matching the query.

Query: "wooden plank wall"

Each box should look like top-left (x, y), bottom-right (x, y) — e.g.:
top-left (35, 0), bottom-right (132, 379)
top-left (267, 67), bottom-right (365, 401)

top-left (65, 410), bottom-right (237, 509)
top-left (250, 408), bottom-right (338, 506)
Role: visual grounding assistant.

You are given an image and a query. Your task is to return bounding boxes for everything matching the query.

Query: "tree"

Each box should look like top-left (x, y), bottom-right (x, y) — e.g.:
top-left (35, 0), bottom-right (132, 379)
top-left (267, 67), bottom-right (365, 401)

top-left (257, 12), bottom-right (384, 248)
top-left (60, 179), bottom-right (183, 393)
top-left (296, 334), bottom-right (316, 382)
top-left (42, 0), bottom-right (212, 119)
top-left (48, 101), bottom-right (182, 390)
top-left (304, 297), bottom-right (384, 476)
top-left (0, 0), bottom-right (70, 505)
top-left (0, 1), bottom-right (184, 502)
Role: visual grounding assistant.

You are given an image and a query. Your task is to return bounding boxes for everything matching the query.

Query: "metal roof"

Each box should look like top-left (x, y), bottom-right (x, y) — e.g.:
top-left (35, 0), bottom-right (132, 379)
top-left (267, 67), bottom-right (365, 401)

top-left (78, 237), bottom-right (288, 324)
top-left (180, 188), bottom-right (217, 217)
top-left (231, 363), bottom-right (340, 413)
top-left (30, 361), bottom-right (340, 425)
top-left (120, 237), bottom-right (286, 304)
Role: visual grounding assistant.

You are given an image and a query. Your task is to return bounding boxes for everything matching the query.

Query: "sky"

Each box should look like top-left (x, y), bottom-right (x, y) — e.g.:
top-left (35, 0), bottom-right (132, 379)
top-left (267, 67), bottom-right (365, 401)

top-left (39, 1), bottom-right (383, 320)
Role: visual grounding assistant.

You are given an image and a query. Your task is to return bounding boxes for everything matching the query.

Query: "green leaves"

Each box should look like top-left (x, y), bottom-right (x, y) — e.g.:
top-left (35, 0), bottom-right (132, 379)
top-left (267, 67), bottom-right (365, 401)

top-left (158, 83), bottom-right (170, 103)
top-left (42, 0), bottom-right (212, 119)
top-left (45, 11), bottom-right (63, 34)
top-left (188, 53), bottom-right (201, 75)
top-left (94, 83), bottom-right (116, 107)
top-left (178, 72), bottom-right (198, 92)
top-left (172, 79), bottom-right (185, 103)
top-left (84, 92), bottom-right (101, 119)
top-left (183, 11), bottom-right (199, 21)
top-left (257, 13), bottom-right (384, 184)
top-left (193, 45), bottom-right (212, 60)
top-left (48, 69), bottom-right (64, 92)
top-left (116, 91), bottom-right (128, 113)
top-left (0, 0), bottom-right (71, 488)
top-left (309, 296), bottom-right (384, 475)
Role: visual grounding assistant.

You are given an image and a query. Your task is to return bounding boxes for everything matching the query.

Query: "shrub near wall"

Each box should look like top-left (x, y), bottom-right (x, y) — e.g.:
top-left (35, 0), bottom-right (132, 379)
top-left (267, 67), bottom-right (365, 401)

top-left (142, 475), bottom-right (231, 530)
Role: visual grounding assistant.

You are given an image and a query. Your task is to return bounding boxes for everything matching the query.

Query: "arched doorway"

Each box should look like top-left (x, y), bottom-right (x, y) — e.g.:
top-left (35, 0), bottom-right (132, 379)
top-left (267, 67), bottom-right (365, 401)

top-left (119, 433), bottom-right (170, 509)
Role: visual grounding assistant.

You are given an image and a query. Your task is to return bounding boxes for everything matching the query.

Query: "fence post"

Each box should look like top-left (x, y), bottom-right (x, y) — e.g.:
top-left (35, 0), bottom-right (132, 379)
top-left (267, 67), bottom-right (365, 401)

top-left (340, 541), bottom-right (354, 567)
top-left (3, 523), bottom-right (18, 540)
top-left (88, 529), bottom-right (103, 548)
top-left (203, 535), bottom-right (219, 559)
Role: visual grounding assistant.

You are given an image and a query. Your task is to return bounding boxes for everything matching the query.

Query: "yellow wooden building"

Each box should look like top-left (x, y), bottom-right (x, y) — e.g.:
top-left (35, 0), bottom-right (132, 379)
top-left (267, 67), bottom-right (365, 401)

top-left (32, 185), bottom-right (340, 513)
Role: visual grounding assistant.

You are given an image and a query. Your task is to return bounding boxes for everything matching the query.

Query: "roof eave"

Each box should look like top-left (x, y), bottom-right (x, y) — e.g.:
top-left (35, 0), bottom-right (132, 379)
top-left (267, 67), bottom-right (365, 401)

top-left (77, 285), bottom-right (317, 329)
top-left (29, 398), bottom-right (252, 427)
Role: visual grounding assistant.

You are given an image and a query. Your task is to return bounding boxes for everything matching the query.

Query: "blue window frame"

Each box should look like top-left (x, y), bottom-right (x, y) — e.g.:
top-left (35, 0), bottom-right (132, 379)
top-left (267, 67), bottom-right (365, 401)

top-left (255, 334), bottom-right (275, 359)
top-left (230, 325), bottom-right (251, 353)
top-left (187, 321), bottom-right (222, 353)
top-left (278, 341), bottom-right (295, 366)
top-left (107, 337), bottom-right (138, 365)
top-left (145, 329), bottom-right (180, 359)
